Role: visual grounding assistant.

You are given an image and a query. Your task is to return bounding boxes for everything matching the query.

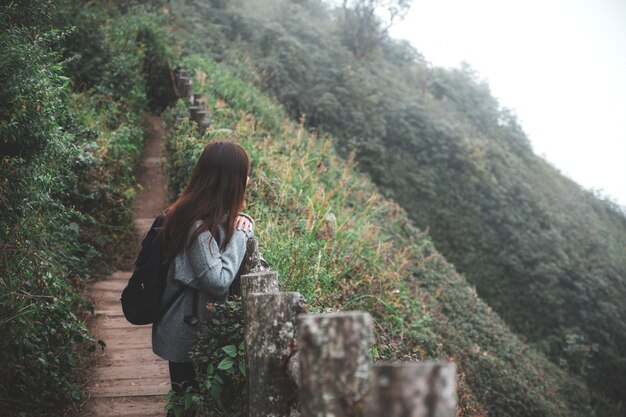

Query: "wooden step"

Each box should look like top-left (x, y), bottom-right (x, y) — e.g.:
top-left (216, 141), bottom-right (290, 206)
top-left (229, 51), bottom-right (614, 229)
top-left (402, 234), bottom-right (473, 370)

top-left (89, 377), bottom-right (171, 398)
top-left (92, 363), bottom-right (169, 381)
top-left (86, 395), bottom-right (166, 417)
top-left (83, 115), bottom-right (170, 417)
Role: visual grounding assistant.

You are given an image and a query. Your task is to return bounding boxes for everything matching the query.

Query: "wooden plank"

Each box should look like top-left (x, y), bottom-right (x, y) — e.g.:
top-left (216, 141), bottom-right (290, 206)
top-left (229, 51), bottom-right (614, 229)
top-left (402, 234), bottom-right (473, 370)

top-left (98, 338), bottom-right (152, 351)
top-left (93, 363), bottom-right (169, 381)
top-left (96, 327), bottom-right (152, 338)
top-left (85, 396), bottom-right (165, 417)
top-left (87, 271), bottom-right (131, 287)
top-left (92, 311), bottom-right (125, 318)
top-left (90, 299), bottom-right (124, 310)
top-left (89, 290), bottom-right (124, 299)
top-left (90, 280), bottom-right (128, 291)
top-left (93, 316), bottom-right (144, 330)
top-left (89, 377), bottom-right (171, 398)
top-left (94, 349), bottom-right (165, 366)
top-left (110, 271), bottom-right (133, 280)
top-left (90, 313), bottom-right (152, 332)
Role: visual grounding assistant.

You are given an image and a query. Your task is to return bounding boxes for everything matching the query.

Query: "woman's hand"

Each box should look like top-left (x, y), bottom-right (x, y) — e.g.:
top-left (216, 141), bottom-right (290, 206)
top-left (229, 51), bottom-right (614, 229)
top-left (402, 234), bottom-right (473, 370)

top-left (235, 214), bottom-right (254, 233)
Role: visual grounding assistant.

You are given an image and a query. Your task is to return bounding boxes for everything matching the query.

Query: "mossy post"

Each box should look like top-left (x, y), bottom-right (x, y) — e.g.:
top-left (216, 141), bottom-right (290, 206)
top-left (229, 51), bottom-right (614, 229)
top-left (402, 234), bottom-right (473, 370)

top-left (177, 76), bottom-right (192, 100)
top-left (298, 312), bottom-right (374, 417)
top-left (244, 292), bottom-right (306, 416)
top-left (240, 270), bottom-right (279, 300)
top-left (196, 110), bottom-right (211, 133)
top-left (189, 105), bottom-right (201, 120)
top-left (192, 93), bottom-right (204, 108)
top-left (188, 105), bottom-right (211, 134)
top-left (364, 362), bottom-right (457, 417)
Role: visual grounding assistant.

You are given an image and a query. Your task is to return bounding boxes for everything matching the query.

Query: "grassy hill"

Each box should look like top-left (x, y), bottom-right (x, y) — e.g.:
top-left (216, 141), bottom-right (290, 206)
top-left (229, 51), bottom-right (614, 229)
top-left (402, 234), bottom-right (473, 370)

top-left (2, 1), bottom-right (624, 415)
top-left (165, 0), bottom-right (626, 410)
top-left (161, 56), bottom-right (616, 416)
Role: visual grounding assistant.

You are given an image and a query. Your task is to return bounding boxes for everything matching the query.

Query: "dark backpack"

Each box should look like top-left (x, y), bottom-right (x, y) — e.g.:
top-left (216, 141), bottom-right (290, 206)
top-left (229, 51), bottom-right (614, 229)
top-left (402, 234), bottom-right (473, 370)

top-left (121, 214), bottom-right (185, 325)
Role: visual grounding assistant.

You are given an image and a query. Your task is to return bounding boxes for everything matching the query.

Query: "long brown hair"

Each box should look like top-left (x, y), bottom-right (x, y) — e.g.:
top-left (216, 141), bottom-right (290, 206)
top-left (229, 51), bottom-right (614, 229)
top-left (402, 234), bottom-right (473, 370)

top-left (162, 141), bottom-right (250, 262)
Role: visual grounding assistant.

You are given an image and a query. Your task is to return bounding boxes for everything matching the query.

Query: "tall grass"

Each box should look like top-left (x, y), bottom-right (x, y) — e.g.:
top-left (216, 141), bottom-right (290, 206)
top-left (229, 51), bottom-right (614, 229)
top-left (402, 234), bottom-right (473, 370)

top-left (161, 56), bottom-right (612, 417)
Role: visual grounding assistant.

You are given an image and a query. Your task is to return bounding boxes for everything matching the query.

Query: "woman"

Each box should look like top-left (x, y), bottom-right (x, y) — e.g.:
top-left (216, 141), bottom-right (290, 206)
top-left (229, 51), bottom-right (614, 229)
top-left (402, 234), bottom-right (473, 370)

top-left (152, 140), bottom-right (254, 405)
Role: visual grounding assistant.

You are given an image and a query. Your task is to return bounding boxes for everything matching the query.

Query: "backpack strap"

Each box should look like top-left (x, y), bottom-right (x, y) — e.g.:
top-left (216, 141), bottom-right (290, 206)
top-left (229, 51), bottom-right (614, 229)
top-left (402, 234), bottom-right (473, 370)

top-left (158, 212), bottom-right (200, 325)
top-left (159, 284), bottom-right (187, 319)
top-left (154, 212), bottom-right (188, 322)
top-left (184, 289), bottom-right (199, 325)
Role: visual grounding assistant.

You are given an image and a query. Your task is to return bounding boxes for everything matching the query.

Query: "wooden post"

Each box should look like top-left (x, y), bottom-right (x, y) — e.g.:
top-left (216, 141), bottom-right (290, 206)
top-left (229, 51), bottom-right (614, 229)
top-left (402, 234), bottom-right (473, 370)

top-left (177, 76), bottom-right (189, 98)
top-left (244, 292), bottom-right (307, 417)
top-left (189, 105), bottom-right (201, 122)
top-left (364, 361), bottom-right (457, 417)
top-left (231, 237), bottom-right (268, 297)
top-left (179, 78), bottom-right (192, 100)
top-left (196, 110), bottom-right (211, 134)
top-left (241, 270), bottom-right (279, 300)
top-left (193, 93), bottom-right (204, 108)
top-left (241, 237), bottom-right (269, 275)
top-left (298, 312), bottom-right (374, 417)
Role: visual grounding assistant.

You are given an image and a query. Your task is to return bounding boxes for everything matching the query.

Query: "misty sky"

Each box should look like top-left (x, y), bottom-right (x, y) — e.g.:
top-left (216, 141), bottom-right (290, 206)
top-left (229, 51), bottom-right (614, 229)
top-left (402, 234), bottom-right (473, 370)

top-left (389, 0), bottom-right (626, 206)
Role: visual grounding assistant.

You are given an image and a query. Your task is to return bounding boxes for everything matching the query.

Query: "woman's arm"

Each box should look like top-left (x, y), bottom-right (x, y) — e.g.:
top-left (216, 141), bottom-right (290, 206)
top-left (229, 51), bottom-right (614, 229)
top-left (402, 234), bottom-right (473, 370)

top-left (182, 225), bottom-right (253, 297)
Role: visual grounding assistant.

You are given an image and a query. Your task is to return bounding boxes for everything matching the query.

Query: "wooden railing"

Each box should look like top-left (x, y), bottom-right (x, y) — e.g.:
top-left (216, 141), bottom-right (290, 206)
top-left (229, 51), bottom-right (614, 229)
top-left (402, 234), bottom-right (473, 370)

top-left (176, 69), bottom-right (212, 134)
top-left (238, 243), bottom-right (456, 417)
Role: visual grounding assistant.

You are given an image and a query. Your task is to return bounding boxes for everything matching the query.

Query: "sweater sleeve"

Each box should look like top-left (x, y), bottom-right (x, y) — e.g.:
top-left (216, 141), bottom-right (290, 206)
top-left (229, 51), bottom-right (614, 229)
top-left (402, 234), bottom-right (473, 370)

top-left (179, 227), bottom-right (252, 297)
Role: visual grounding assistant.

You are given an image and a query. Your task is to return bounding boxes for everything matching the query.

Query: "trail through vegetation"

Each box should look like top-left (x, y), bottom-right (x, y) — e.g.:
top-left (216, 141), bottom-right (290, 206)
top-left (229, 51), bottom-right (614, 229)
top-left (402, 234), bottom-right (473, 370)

top-left (84, 115), bottom-right (169, 417)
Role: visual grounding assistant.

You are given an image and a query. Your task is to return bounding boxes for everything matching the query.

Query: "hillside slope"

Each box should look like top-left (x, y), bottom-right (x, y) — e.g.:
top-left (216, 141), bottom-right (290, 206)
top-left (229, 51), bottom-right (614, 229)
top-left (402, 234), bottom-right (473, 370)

top-left (166, 0), bottom-right (626, 408)
top-left (161, 56), bottom-right (617, 416)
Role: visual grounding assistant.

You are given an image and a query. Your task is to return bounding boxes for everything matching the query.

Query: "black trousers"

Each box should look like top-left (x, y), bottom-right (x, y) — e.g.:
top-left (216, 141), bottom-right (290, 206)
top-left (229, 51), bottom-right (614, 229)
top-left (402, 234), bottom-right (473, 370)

top-left (168, 361), bottom-right (197, 393)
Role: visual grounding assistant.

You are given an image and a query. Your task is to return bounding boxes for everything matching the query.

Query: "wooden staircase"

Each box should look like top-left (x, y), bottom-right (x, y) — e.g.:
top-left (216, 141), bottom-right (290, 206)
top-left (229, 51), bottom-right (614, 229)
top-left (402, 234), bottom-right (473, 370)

top-left (84, 115), bottom-right (170, 417)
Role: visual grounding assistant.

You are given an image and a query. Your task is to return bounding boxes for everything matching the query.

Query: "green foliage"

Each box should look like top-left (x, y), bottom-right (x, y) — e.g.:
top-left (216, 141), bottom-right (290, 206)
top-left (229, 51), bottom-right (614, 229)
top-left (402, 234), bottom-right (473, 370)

top-left (166, 0), bottom-right (626, 410)
top-left (0, 2), bottom-right (177, 415)
top-left (54, 1), bottom-right (178, 111)
top-left (0, 25), bottom-right (69, 157)
top-left (166, 300), bottom-right (247, 417)
top-left (160, 55), bottom-right (622, 416)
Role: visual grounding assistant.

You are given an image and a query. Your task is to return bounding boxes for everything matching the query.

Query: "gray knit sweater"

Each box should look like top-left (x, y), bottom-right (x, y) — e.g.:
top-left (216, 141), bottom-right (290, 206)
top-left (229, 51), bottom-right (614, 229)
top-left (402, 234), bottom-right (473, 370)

top-left (152, 216), bottom-right (253, 362)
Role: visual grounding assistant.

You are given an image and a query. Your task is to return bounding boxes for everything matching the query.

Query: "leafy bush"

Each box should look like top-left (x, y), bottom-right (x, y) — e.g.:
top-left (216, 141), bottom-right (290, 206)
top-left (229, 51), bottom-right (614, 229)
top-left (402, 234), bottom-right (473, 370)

top-left (0, 2), bottom-right (177, 415)
top-left (170, 299), bottom-right (247, 417)
top-left (0, 26), bottom-right (69, 157)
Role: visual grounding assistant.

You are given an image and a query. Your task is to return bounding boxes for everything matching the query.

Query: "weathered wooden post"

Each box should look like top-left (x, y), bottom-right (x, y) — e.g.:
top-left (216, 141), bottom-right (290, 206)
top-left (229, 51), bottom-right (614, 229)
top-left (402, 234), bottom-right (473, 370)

top-left (231, 237), bottom-right (270, 297)
top-left (241, 270), bottom-right (279, 300)
top-left (196, 110), bottom-right (211, 134)
top-left (298, 312), bottom-right (375, 417)
top-left (178, 77), bottom-right (192, 100)
top-left (241, 237), bottom-right (269, 275)
top-left (245, 292), bottom-right (307, 417)
top-left (189, 105), bottom-right (201, 125)
top-left (189, 106), bottom-right (212, 134)
top-left (176, 75), bottom-right (187, 94)
top-left (364, 361), bottom-right (457, 417)
top-left (192, 93), bottom-right (204, 108)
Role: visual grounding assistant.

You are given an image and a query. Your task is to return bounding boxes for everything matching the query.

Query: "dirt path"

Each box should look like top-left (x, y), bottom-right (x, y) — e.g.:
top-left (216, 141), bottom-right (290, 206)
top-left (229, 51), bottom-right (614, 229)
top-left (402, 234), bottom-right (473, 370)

top-left (84, 115), bottom-right (170, 417)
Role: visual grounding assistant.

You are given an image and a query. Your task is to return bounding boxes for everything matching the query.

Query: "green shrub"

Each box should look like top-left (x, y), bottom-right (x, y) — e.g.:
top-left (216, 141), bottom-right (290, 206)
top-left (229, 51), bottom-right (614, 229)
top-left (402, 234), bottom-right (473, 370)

top-left (0, 2), bottom-right (176, 415)
top-left (0, 26), bottom-right (69, 157)
top-left (171, 299), bottom-right (247, 417)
